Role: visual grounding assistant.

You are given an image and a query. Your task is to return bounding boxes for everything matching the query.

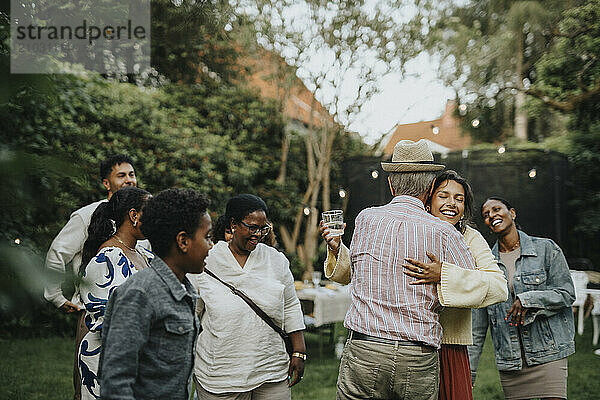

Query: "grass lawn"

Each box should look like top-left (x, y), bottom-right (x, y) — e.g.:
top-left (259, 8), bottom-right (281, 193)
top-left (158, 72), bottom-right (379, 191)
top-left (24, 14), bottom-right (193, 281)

top-left (1, 320), bottom-right (600, 399)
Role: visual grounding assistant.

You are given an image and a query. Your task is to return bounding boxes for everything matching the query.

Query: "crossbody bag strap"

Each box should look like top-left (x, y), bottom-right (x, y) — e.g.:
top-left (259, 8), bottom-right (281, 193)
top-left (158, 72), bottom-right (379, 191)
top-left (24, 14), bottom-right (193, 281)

top-left (203, 269), bottom-right (288, 339)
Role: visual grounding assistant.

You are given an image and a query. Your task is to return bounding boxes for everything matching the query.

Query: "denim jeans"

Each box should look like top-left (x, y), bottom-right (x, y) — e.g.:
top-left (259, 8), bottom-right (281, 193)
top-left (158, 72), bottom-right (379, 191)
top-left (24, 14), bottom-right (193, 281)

top-left (336, 337), bottom-right (439, 400)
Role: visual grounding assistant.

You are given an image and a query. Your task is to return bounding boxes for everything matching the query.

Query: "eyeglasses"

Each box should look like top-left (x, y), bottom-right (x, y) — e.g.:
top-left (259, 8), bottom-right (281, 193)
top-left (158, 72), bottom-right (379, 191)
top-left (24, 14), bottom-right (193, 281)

top-left (238, 220), bottom-right (272, 236)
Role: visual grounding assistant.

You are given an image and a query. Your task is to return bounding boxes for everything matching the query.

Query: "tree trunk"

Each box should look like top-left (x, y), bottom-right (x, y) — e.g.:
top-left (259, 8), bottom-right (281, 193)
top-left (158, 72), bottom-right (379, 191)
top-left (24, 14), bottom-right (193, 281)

top-left (275, 58), bottom-right (292, 185)
top-left (514, 29), bottom-right (528, 141)
top-left (321, 125), bottom-right (337, 211)
top-left (276, 129), bottom-right (290, 184)
top-left (279, 93), bottom-right (321, 257)
top-left (278, 176), bottom-right (316, 254)
top-left (514, 90), bottom-right (528, 140)
top-left (300, 201), bottom-right (320, 280)
top-left (277, 86), bottom-right (337, 280)
top-left (298, 97), bottom-right (329, 279)
top-left (299, 133), bottom-right (324, 279)
top-left (322, 160), bottom-right (331, 212)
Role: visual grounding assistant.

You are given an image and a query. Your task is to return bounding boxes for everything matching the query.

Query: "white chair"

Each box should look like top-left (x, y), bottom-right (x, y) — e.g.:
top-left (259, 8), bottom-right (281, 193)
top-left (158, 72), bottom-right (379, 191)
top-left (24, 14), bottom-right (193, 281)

top-left (588, 290), bottom-right (600, 346)
top-left (570, 270), bottom-right (589, 335)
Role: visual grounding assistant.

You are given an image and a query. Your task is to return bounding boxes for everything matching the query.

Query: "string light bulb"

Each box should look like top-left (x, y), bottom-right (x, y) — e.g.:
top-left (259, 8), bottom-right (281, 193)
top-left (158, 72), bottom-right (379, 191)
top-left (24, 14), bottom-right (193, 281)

top-left (528, 168), bottom-right (537, 179)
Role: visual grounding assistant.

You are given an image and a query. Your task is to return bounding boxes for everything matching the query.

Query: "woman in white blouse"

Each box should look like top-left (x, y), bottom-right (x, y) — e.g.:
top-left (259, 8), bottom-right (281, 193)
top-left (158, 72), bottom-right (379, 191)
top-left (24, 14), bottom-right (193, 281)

top-left (192, 194), bottom-right (306, 400)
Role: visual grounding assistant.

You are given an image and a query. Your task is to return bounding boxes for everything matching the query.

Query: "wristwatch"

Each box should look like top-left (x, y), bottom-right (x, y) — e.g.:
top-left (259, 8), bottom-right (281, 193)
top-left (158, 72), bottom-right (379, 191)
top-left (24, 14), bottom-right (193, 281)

top-left (291, 352), bottom-right (307, 360)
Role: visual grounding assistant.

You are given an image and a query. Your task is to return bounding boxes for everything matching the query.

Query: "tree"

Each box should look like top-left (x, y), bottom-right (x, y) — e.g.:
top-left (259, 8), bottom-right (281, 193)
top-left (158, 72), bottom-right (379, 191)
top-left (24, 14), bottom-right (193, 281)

top-left (151, 0), bottom-right (240, 84)
top-left (231, 30), bottom-right (305, 185)
top-left (238, 0), bottom-right (410, 276)
top-left (413, 0), bottom-right (584, 142)
top-left (533, 0), bottom-right (600, 259)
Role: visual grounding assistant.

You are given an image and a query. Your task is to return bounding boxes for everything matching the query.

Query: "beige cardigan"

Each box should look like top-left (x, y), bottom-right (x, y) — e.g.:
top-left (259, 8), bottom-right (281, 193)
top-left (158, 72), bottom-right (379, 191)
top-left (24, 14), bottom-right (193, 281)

top-left (324, 225), bottom-right (508, 345)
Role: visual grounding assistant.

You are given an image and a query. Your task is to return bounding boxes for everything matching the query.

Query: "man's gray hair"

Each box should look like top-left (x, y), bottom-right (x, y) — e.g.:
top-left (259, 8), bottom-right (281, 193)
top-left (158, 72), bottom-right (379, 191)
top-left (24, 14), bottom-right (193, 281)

top-left (389, 171), bottom-right (437, 197)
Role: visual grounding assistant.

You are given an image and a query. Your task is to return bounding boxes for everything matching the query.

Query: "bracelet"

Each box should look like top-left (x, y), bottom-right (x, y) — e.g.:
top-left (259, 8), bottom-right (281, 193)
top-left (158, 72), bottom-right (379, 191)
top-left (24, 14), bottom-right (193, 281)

top-left (292, 352), bottom-right (307, 360)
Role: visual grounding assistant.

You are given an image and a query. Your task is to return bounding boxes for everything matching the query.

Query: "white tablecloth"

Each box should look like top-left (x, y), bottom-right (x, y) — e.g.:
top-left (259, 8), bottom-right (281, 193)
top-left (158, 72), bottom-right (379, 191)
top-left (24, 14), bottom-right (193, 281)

top-left (296, 286), bottom-right (352, 327)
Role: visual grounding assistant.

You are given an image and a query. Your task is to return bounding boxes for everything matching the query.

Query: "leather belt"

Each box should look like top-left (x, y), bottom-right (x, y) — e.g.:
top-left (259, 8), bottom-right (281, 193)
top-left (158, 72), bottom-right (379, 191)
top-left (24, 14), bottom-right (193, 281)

top-left (349, 330), bottom-right (425, 347)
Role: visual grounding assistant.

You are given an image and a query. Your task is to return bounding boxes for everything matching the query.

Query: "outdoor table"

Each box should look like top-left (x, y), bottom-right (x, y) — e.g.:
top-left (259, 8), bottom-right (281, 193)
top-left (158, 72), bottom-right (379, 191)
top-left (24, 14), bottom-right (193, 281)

top-left (586, 288), bottom-right (600, 346)
top-left (296, 284), bottom-right (352, 327)
top-left (295, 283), bottom-right (352, 356)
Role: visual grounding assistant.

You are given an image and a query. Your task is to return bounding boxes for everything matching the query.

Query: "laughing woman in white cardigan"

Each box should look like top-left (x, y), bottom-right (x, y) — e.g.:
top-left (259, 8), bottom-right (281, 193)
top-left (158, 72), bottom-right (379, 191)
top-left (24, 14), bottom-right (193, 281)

top-left (191, 194), bottom-right (306, 400)
top-left (321, 170), bottom-right (508, 400)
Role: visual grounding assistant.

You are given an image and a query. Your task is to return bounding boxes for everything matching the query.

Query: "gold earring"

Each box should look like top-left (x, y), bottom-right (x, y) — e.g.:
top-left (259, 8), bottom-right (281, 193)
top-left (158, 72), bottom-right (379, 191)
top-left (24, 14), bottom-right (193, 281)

top-left (426, 205), bottom-right (430, 212)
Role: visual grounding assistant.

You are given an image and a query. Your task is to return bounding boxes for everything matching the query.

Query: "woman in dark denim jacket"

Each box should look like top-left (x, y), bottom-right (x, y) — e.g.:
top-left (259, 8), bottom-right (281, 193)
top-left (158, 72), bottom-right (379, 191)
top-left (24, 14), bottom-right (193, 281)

top-left (469, 197), bottom-right (575, 400)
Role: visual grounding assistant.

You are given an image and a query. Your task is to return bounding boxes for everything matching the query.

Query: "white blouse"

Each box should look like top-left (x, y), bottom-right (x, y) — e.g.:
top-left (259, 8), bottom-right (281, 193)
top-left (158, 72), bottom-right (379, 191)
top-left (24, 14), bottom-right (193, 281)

top-left (190, 241), bottom-right (305, 394)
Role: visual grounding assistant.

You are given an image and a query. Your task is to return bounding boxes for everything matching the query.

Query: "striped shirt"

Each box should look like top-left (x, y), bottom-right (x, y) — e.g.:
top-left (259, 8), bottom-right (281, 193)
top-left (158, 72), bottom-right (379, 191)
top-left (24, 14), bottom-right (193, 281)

top-left (345, 195), bottom-right (475, 348)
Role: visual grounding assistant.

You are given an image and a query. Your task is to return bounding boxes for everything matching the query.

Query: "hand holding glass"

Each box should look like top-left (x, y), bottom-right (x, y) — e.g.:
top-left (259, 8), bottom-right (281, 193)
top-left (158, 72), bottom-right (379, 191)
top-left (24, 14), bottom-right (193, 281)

top-left (322, 210), bottom-right (344, 237)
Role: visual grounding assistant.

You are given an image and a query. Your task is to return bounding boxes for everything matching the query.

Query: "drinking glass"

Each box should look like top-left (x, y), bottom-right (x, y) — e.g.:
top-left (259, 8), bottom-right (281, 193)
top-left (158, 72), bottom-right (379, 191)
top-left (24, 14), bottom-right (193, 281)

top-left (322, 209), bottom-right (344, 237)
top-left (312, 271), bottom-right (322, 287)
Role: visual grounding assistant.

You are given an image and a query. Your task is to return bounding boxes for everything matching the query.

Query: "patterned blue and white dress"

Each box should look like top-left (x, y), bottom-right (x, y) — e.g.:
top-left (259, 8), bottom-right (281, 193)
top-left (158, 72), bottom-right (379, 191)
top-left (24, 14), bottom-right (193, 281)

top-left (78, 245), bottom-right (153, 400)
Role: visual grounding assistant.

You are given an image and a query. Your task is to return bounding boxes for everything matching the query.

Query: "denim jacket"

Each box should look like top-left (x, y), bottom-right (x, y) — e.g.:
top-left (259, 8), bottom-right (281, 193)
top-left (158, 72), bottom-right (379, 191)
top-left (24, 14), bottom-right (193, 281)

top-left (468, 230), bottom-right (575, 381)
top-left (99, 256), bottom-right (200, 400)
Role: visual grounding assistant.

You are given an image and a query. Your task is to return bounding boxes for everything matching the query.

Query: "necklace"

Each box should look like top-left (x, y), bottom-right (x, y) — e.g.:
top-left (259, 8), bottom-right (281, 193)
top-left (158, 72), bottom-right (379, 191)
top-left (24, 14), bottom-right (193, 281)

top-left (502, 240), bottom-right (520, 253)
top-left (113, 235), bottom-right (136, 252)
top-left (112, 235), bottom-right (151, 269)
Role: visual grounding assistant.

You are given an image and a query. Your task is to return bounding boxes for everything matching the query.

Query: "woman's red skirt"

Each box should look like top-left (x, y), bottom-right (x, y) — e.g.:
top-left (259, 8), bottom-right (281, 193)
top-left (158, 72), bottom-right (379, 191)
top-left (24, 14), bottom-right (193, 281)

top-left (439, 344), bottom-right (473, 400)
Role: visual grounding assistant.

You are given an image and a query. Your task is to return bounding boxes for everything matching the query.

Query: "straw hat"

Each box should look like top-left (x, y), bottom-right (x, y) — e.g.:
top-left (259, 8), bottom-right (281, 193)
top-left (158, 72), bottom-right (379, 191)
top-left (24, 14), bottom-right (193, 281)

top-left (381, 139), bottom-right (445, 172)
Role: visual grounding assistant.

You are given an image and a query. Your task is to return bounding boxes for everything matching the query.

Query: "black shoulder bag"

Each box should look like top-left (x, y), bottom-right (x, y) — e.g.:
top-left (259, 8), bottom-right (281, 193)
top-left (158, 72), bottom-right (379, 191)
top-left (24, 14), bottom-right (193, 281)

top-left (203, 269), bottom-right (294, 358)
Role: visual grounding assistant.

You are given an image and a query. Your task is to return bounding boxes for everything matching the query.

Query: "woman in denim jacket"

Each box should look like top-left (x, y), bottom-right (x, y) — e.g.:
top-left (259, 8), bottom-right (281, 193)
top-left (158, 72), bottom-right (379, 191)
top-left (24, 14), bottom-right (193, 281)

top-left (469, 197), bottom-right (575, 400)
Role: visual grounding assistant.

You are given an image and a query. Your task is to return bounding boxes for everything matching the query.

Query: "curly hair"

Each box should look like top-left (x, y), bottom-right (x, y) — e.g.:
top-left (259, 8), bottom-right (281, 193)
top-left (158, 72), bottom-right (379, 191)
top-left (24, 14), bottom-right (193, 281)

top-left (141, 188), bottom-right (210, 257)
top-left (81, 186), bottom-right (150, 275)
top-left (100, 154), bottom-right (135, 180)
top-left (426, 170), bottom-right (474, 234)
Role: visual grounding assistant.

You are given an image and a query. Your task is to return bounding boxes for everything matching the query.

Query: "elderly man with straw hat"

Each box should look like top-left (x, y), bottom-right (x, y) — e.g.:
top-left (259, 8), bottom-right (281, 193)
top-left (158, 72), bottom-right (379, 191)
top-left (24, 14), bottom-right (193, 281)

top-left (320, 139), bottom-right (476, 400)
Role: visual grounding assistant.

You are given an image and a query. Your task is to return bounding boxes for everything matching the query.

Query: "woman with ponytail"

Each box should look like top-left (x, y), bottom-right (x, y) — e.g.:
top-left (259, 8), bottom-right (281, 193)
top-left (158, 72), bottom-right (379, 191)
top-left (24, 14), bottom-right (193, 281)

top-left (77, 186), bottom-right (152, 400)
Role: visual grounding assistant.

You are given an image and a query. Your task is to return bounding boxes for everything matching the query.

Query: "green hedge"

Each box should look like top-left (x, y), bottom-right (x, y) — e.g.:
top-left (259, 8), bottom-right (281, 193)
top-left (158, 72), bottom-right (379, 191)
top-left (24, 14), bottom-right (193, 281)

top-left (1, 75), bottom-right (290, 248)
top-left (1, 73), bottom-right (368, 336)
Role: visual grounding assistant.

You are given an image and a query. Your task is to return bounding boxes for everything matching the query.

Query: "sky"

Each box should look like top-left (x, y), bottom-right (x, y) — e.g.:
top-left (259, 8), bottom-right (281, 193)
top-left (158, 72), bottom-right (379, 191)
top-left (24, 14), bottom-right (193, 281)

top-left (295, 51), bottom-right (455, 146)
top-left (349, 55), bottom-right (455, 145)
top-left (262, 1), bottom-right (457, 146)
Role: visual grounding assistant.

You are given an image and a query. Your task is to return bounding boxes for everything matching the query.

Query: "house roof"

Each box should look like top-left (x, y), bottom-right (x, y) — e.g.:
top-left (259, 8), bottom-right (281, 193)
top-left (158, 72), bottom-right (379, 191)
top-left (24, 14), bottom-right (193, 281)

top-left (381, 101), bottom-right (471, 155)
